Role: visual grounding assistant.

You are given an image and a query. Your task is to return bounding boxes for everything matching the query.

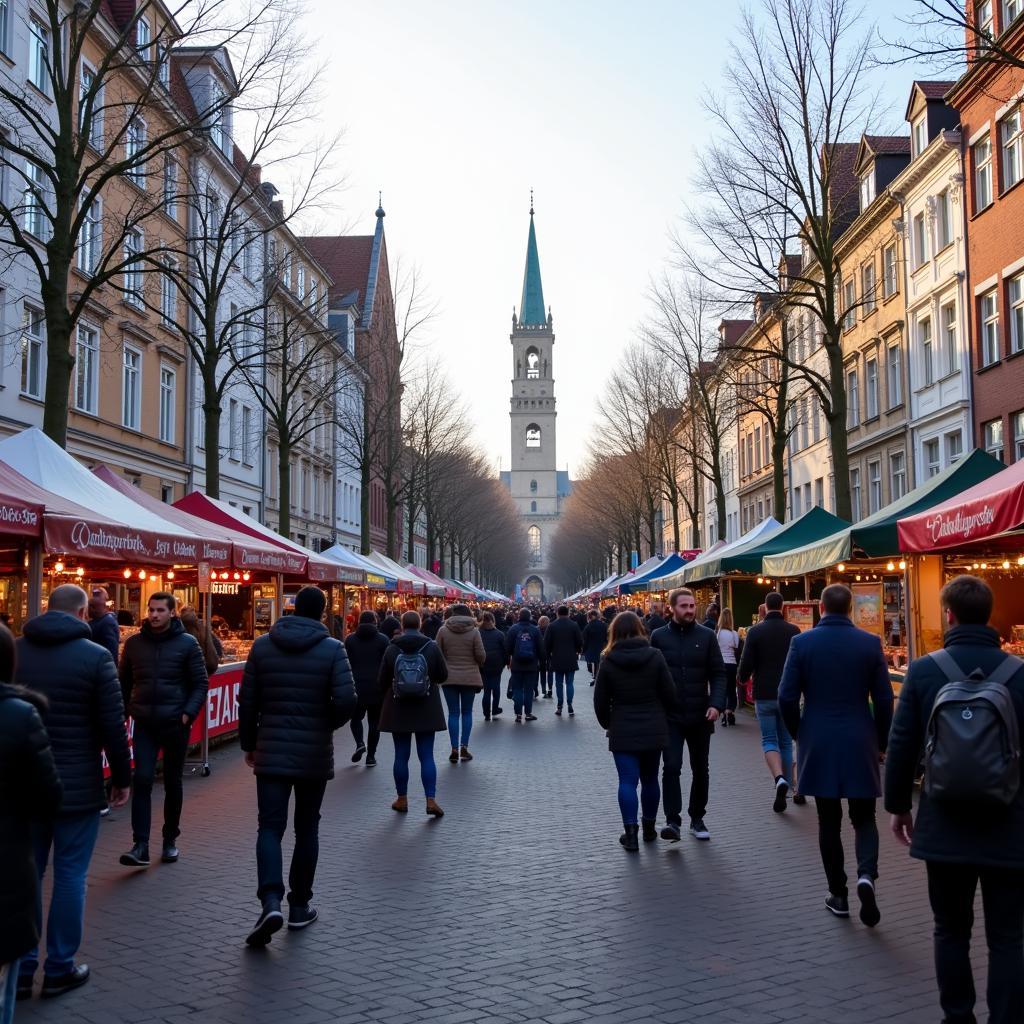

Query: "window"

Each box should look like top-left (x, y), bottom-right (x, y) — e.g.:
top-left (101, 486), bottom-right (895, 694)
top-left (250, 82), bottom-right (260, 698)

top-left (815, 477), bottom-right (824, 508)
top-left (159, 366), bottom-right (175, 443)
top-left (883, 244), bottom-right (898, 297)
top-left (77, 197), bottom-right (101, 275)
top-left (887, 342), bottom-right (902, 407)
top-left (229, 399), bottom-right (240, 461)
top-left (868, 459), bottom-right (882, 514)
top-left (161, 484), bottom-right (173, 503)
top-left (1014, 412), bottom-right (1024, 461)
top-left (1002, 108), bottom-right (1023, 190)
top-left (122, 347), bottom-right (142, 430)
top-left (74, 324), bottom-right (99, 414)
top-left (974, 137), bottom-right (993, 212)
top-left (20, 307), bottom-right (44, 398)
top-left (850, 467), bottom-right (862, 524)
top-left (525, 424), bottom-right (541, 448)
top-left (912, 117), bottom-right (928, 158)
top-left (530, 478), bottom-right (537, 492)
top-left (162, 156), bottom-right (176, 218)
top-left (206, 190), bottom-right (222, 239)
top-left (860, 172), bottom-right (875, 210)
top-left (23, 160), bottom-right (48, 238)
top-left (157, 43), bottom-right (170, 87)
top-left (79, 66), bottom-right (103, 150)
top-left (136, 18), bottom-right (151, 60)
top-left (866, 357), bottom-right (879, 419)
top-left (921, 317), bottom-right (934, 386)
top-left (296, 265), bottom-right (305, 299)
top-left (846, 368), bottom-right (859, 428)
top-left (946, 430), bottom-right (964, 464)
top-left (1006, 0), bottom-right (1024, 28)
top-left (123, 228), bottom-right (143, 307)
top-left (889, 452), bottom-right (906, 501)
top-left (125, 116), bottom-right (146, 186)
top-left (530, 500), bottom-right (537, 513)
top-left (978, 0), bottom-right (994, 37)
top-left (29, 16), bottom-right (48, 93)
top-left (981, 289), bottom-right (1000, 365)
top-left (209, 81), bottom-right (226, 151)
top-left (862, 262), bottom-right (876, 313)
top-left (160, 257), bottom-right (177, 326)
top-left (924, 438), bottom-right (941, 478)
top-left (1011, 275), bottom-right (1024, 354)
top-left (936, 189), bottom-right (952, 250)
top-left (0, 1), bottom-right (8, 56)
top-left (843, 279), bottom-right (856, 330)
top-left (754, 426), bottom-right (762, 469)
top-left (942, 302), bottom-right (958, 374)
top-left (913, 212), bottom-right (928, 268)
top-left (792, 486), bottom-right (802, 518)
top-left (984, 418), bottom-right (1005, 462)
top-left (243, 229), bottom-right (256, 279)
top-left (528, 525), bottom-right (541, 559)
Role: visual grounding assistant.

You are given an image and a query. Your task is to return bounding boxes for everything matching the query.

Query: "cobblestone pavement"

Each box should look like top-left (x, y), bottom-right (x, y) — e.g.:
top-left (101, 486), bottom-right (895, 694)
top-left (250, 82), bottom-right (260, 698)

top-left (18, 666), bottom-right (965, 1024)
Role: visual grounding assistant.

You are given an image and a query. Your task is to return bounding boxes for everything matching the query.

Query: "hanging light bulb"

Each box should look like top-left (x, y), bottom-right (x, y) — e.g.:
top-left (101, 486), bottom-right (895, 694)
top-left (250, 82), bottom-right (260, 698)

top-left (123, 568), bottom-right (132, 579)
top-left (855, 574), bottom-right (862, 581)
top-left (233, 572), bottom-right (241, 581)
top-left (242, 572), bottom-right (250, 582)
top-left (1003, 560), bottom-right (1011, 570)
top-left (138, 569), bottom-right (147, 580)
top-left (166, 570), bottom-right (175, 580)
top-left (53, 561), bottom-right (64, 573)
top-left (973, 563), bottom-right (980, 570)
top-left (76, 567), bottom-right (84, 577)
top-left (981, 562), bottom-right (989, 570)
top-left (756, 576), bottom-right (764, 584)
top-left (837, 563), bottom-right (846, 572)
top-left (886, 561), bottom-right (896, 572)
top-left (899, 560), bottom-right (907, 570)
top-left (1018, 557), bottom-right (1024, 567)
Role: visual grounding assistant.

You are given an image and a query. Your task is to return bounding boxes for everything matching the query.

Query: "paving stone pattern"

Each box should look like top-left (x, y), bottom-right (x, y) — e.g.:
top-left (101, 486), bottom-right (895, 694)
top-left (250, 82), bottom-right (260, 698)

top-left (18, 665), bottom-right (974, 1024)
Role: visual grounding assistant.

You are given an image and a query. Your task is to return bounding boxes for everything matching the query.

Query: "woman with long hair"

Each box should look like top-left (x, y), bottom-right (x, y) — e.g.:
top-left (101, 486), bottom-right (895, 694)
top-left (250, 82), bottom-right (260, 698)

top-left (179, 606), bottom-right (222, 676)
top-left (593, 611), bottom-right (675, 852)
top-left (716, 608), bottom-right (741, 727)
top-left (435, 604), bottom-right (485, 762)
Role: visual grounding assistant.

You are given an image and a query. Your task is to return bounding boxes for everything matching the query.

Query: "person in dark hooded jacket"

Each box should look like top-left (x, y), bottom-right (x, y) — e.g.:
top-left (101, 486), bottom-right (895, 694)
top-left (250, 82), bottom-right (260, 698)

top-left (1, 621), bottom-right (63, 1011)
top-left (344, 611), bottom-right (390, 767)
top-left (583, 610), bottom-right (608, 680)
top-left (379, 610), bottom-right (448, 816)
top-left (479, 611), bottom-right (506, 720)
top-left (379, 615), bottom-right (402, 641)
top-left (239, 586), bottom-right (356, 947)
top-left (15, 585), bottom-right (130, 1000)
top-left (594, 611), bottom-right (676, 852)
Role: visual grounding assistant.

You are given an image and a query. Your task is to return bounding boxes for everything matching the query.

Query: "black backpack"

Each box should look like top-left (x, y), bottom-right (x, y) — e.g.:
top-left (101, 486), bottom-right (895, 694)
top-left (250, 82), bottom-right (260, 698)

top-left (924, 649), bottom-right (1023, 806)
top-left (392, 641), bottom-right (434, 700)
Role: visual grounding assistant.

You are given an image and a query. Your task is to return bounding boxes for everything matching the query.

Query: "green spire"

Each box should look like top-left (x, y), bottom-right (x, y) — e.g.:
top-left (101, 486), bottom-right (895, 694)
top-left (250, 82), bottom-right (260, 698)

top-left (518, 201), bottom-right (546, 326)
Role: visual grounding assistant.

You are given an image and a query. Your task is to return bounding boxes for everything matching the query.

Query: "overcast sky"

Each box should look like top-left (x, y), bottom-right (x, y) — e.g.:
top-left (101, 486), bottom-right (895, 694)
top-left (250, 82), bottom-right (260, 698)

top-left (303, 0), bottom-right (925, 477)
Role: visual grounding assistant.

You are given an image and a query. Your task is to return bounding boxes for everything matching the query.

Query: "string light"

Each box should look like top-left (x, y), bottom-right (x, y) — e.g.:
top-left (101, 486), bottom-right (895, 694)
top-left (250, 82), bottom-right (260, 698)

top-left (138, 570), bottom-right (147, 580)
top-left (1003, 560), bottom-right (1011, 570)
top-left (53, 561), bottom-right (64, 573)
top-left (886, 561), bottom-right (896, 571)
top-left (166, 570), bottom-right (175, 580)
top-left (76, 567), bottom-right (84, 577)
top-left (123, 568), bottom-right (132, 579)
top-left (899, 560), bottom-right (907, 570)
top-left (233, 572), bottom-right (241, 581)
top-left (837, 563), bottom-right (846, 572)
top-left (242, 572), bottom-right (250, 582)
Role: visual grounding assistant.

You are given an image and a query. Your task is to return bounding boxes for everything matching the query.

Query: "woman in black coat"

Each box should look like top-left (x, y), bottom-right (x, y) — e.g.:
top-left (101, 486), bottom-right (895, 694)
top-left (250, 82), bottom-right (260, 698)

top-left (344, 611), bottom-right (391, 767)
top-left (593, 612), bottom-right (675, 852)
top-left (582, 610), bottom-right (608, 680)
top-left (479, 611), bottom-right (507, 721)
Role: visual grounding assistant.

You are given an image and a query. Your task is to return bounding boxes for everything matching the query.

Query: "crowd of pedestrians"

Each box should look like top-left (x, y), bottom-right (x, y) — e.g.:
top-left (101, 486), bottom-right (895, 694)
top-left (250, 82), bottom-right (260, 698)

top-left (1, 575), bottom-right (1022, 1024)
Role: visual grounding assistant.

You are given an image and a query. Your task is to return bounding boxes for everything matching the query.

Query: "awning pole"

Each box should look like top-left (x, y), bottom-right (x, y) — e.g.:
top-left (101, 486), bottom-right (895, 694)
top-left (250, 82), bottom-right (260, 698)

top-left (27, 542), bottom-right (43, 618)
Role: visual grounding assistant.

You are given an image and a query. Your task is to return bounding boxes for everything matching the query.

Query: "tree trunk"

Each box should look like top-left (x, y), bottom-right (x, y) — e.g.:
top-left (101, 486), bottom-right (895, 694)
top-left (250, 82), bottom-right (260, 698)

top-left (714, 474), bottom-right (727, 542)
top-left (203, 373), bottom-right (222, 499)
top-left (406, 508), bottom-right (416, 565)
top-left (772, 433), bottom-right (788, 523)
top-left (359, 462), bottom-right (371, 554)
top-left (825, 337), bottom-right (852, 521)
top-left (385, 490), bottom-right (397, 559)
top-left (277, 438), bottom-right (291, 537)
top-left (668, 489), bottom-right (681, 552)
top-left (40, 269), bottom-right (74, 447)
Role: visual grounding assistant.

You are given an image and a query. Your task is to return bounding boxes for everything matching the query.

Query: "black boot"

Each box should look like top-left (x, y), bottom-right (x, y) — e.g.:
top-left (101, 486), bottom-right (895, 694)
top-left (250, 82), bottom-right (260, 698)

top-left (619, 824), bottom-right (640, 852)
top-left (119, 841), bottom-right (150, 867)
top-left (641, 819), bottom-right (658, 842)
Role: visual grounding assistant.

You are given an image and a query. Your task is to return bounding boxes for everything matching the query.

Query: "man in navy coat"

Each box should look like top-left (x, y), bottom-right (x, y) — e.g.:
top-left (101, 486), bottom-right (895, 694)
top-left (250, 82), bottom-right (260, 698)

top-left (779, 583), bottom-right (894, 926)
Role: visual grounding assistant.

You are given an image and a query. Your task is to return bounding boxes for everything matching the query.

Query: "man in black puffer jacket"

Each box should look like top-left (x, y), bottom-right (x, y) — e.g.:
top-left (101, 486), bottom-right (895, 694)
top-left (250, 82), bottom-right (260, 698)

top-left (15, 585), bottom-right (131, 1000)
top-left (118, 592), bottom-right (208, 869)
top-left (240, 586), bottom-right (356, 947)
top-left (344, 611), bottom-right (390, 766)
top-left (650, 587), bottom-right (726, 843)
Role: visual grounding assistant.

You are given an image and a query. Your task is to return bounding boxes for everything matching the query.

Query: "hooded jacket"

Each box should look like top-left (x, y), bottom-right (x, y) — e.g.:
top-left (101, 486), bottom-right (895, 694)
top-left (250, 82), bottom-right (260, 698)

top-left (436, 615), bottom-right (485, 689)
top-left (16, 611), bottom-right (131, 814)
top-left (120, 617), bottom-right (209, 725)
top-left (545, 615), bottom-right (585, 673)
top-left (89, 610), bottom-right (120, 664)
top-left (344, 621), bottom-right (391, 707)
top-left (0, 684), bottom-right (63, 965)
top-left (378, 630), bottom-right (448, 734)
top-left (480, 624), bottom-right (507, 676)
top-left (582, 619), bottom-right (608, 661)
top-left (593, 637), bottom-right (676, 752)
top-left (239, 614), bottom-right (356, 779)
top-left (650, 618), bottom-right (727, 726)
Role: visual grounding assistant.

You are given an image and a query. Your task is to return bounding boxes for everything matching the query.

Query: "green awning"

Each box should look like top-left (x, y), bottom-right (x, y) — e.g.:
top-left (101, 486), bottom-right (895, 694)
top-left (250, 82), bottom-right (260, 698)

top-left (762, 449), bottom-right (1005, 577)
top-left (707, 506), bottom-right (850, 576)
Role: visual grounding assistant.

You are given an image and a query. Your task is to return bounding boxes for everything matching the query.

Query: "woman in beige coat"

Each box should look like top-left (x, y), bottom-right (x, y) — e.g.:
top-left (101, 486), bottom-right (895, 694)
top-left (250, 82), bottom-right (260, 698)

top-left (436, 604), bottom-right (485, 762)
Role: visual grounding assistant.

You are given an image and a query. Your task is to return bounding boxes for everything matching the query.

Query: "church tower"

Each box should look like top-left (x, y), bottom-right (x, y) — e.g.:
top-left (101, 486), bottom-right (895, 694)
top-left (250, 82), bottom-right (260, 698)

top-left (508, 201), bottom-right (563, 601)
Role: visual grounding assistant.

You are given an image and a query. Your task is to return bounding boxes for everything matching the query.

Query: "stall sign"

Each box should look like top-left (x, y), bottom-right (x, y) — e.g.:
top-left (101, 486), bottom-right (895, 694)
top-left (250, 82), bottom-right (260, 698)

top-left (0, 499), bottom-right (41, 536)
top-left (211, 581), bottom-right (240, 595)
top-left (852, 583), bottom-right (885, 638)
top-left (198, 561), bottom-right (211, 592)
top-left (784, 602), bottom-right (815, 632)
top-left (236, 545), bottom-right (307, 574)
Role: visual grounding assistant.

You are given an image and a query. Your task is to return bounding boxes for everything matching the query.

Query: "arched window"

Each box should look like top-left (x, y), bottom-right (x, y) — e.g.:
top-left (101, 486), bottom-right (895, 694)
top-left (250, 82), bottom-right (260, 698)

top-left (526, 423), bottom-right (541, 448)
top-left (530, 479), bottom-right (537, 492)
top-left (525, 346), bottom-right (540, 379)
top-left (528, 524), bottom-right (541, 558)
top-left (530, 500), bottom-right (537, 512)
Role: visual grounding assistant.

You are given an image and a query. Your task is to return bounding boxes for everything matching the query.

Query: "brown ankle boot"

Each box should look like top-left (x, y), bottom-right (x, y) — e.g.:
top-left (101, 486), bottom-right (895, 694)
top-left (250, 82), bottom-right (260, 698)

top-left (425, 798), bottom-right (444, 817)
top-left (459, 746), bottom-right (473, 762)
top-left (391, 796), bottom-right (408, 813)
top-left (449, 747), bottom-right (459, 763)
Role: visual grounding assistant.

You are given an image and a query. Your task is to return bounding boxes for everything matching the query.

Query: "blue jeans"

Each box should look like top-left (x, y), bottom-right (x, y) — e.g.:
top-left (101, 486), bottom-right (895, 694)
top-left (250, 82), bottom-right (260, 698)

top-left (554, 670), bottom-right (576, 708)
top-left (19, 812), bottom-right (101, 978)
top-left (756, 700), bottom-right (793, 783)
top-left (510, 670), bottom-right (536, 715)
top-left (0, 961), bottom-right (18, 1024)
top-left (612, 751), bottom-right (662, 826)
top-left (443, 687), bottom-right (475, 748)
top-left (481, 672), bottom-right (502, 716)
top-left (393, 732), bottom-right (437, 797)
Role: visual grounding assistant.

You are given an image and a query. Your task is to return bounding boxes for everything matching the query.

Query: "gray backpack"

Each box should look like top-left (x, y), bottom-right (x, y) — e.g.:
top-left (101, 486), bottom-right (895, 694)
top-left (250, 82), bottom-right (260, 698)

top-left (392, 641), bottom-right (433, 700)
top-left (924, 649), bottom-right (1022, 806)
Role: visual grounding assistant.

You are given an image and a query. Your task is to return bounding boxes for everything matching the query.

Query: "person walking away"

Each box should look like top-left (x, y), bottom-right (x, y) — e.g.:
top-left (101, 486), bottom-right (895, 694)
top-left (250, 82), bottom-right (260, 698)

top-left (436, 604), bottom-right (485, 762)
top-left (118, 592), bottom-right (209, 868)
top-left (239, 586), bottom-right (356, 946)
top-left (379, 611), bottom-right (448, 816)
top-left (737, 591), bottom-right (801, 813)
top-left (86, 588), bottom-right (119, 666)
top-left (14, 586), bottom-right (130, 999)
top-left (479, 612), bottom-right (506, 720)
top-left (546, 605), bottom-right (584, 717)
top-left (583, 610), bottom-right (608, 683)
top-left (885, 575), bottom-right (1024, 1023)
top-left (594, 612), bottom-right (676, 851)
top-left (650, 588), bottom-right (726, 843)
top-left (179, 606), bottom-right (223, 676)
top-left (779, 583), bottom-right (893, 926)
top-left (644, 602), bottom-right (667, 635)
top-left (505, 609), bottom-right (543, 723)
top-left (573, 608), bottom-right (588, 634)
top-left (422, 611), bottom-right (441, 640)
top-left (344, 611), bottom-right (390, 767)
top-left (536, 615), bottom-right (553, 698)
top-left (716, 609), bottom-right (741, 727)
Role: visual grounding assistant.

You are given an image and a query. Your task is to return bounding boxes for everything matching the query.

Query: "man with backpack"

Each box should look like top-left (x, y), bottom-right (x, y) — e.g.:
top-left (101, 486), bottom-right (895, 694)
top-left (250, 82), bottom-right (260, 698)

top-left (885, 575), bottom-right (1024, 1024)
top-left (505, 609), bottom-right (543, 723)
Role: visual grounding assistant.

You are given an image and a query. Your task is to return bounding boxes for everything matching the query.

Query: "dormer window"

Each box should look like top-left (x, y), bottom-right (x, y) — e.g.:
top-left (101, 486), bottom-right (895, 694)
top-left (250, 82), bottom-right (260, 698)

top-left (859, 172), bottom-right (875, 211)
top-left (912, 117), bottom-right (928, 158)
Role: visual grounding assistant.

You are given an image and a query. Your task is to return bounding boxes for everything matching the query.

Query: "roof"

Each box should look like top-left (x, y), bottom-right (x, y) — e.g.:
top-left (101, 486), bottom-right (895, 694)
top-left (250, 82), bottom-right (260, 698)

top-left (862, 135), bottom-right (912, 156)
top-left (824, 142), bottom-right (860, 237)
top-left (915, 80), bottom-right (956, 100)
top-left (518, 210), bottom-right (547, 326)
top-left (557, 470), bottom-right (573, 498)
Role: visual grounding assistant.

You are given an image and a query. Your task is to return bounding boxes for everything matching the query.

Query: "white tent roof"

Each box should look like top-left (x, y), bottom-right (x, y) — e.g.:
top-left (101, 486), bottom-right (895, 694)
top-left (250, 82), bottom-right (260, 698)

top-left (652, 518), bottom-right (783, 589)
